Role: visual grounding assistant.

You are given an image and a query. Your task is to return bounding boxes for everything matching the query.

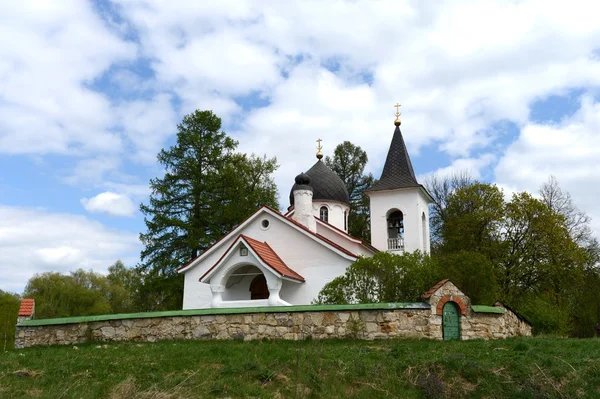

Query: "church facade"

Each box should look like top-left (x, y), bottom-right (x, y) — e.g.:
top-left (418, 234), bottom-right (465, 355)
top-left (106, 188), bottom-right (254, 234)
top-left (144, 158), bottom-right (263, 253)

top-left (179, 112), bottom-right (432, 310)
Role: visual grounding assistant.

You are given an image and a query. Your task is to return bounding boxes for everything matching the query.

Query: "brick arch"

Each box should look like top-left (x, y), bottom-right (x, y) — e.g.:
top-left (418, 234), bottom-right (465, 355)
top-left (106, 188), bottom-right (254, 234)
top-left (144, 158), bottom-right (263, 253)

top-left (436, 295), bottom-right (467, 316)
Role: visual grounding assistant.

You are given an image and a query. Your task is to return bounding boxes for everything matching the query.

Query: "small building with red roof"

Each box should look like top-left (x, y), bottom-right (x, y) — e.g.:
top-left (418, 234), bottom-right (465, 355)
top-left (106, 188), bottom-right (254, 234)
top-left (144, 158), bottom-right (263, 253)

top-left (17, 298), bottom-right (35, 323)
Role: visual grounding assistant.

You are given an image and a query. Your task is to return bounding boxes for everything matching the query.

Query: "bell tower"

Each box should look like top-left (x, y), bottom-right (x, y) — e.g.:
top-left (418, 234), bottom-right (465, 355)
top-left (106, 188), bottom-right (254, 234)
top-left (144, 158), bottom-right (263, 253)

top-left (365, 104), bottom-right (433, 253)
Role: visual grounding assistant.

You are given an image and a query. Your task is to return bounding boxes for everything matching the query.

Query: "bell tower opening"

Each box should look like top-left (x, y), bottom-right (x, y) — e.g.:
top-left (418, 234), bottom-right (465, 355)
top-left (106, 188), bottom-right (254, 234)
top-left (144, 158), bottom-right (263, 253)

top-left (386, 209), bottom-right (404, 251)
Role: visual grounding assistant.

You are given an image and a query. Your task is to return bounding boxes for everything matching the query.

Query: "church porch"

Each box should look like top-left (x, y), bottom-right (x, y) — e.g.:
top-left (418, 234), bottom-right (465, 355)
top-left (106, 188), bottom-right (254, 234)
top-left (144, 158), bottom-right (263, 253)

top-left (199, 235), bottom-right (304, 308)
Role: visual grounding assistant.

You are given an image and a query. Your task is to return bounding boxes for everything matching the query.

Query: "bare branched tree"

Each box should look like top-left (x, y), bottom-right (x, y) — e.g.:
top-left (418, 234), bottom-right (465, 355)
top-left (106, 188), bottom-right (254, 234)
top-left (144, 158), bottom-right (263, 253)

top-left (539, 176), bottom-right (593, 245)
top-left (423, 170), bottom-right (475, 249)
top-left (540, 175), bottom-right (599, 267)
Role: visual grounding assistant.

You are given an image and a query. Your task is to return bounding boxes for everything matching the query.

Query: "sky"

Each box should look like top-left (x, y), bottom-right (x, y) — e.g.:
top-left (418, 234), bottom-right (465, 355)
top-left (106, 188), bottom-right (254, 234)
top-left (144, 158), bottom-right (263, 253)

top-left (1, 0), bottom-right (599, 294)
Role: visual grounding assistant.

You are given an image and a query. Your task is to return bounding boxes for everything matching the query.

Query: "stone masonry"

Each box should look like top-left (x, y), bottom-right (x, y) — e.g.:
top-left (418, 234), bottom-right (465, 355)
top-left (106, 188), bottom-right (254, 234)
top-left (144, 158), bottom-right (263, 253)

top-left (15, 281), bottom-right (532, 349)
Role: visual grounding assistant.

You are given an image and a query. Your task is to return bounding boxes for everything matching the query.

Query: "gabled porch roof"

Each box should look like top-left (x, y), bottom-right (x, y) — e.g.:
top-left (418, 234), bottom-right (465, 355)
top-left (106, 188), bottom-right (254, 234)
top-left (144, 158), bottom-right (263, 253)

top-left (199, 234), bottom-right (305, 283)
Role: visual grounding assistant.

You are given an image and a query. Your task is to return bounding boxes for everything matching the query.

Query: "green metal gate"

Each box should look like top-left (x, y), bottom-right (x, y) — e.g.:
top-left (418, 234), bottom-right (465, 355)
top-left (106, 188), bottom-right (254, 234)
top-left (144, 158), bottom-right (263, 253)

top-left (442, 302), bottom-right (461, 340)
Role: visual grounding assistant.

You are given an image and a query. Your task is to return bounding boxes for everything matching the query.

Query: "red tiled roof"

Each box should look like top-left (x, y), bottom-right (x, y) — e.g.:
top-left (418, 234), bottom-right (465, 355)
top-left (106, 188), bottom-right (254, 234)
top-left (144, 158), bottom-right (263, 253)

top-left (313, 216), bottom-right (379, 253)
top-left (286, 210), bottom-right (378, 254)
top-left (199, 235), bottom-right (305, 282)
top-left (423, 279), bottom-right (450, 299)
top-left (19, 298), bottom-right (35, 316)
top-left (181, 205), bottom-right (359, 274)
top-left (241, 235), bottom-right (305, 282)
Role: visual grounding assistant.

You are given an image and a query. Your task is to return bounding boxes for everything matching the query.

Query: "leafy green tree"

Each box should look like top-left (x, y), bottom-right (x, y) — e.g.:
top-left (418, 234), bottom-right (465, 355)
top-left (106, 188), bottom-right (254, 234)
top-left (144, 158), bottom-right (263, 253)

top-left (216, 153), bottom-right (279, 231)
top-left (106, 260), bottom-right (144, 313)
top-left (437, 181), bottom-right (596, 336)
top-left (440, 183), bottom-right (505, 259)
top-left (315, 251), bottom-right (441, 304)
top-left (24, 271), bottom-right (112, 318)
top-left (570, 266), bottom-right (600, 337)
top-left (139, 110), bottom-right (279, 309)
top-left (499, 193), bottom-right (588, 305)
top-left (317, 174), bottom-right (598, 336)
top-left (23, 263), bottom-right (144, 318)
top-left (519, 294), bottom-right (572, 336)
top-left (325, 141), bottom-right (375, 241)
top-left (537, 177), bottom-right (600, 336)
top-left (436, 251), bottom-right (498, 304)
top-left (0, 290), bottom-right (20, 351)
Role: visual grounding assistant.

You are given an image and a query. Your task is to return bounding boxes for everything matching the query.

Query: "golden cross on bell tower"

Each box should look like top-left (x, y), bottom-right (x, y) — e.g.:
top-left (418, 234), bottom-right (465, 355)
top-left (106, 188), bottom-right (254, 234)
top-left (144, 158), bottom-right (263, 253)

top-left (394, 103), bottom-right (401, 126)
top-left (316, 138), bottom-right (323, 160)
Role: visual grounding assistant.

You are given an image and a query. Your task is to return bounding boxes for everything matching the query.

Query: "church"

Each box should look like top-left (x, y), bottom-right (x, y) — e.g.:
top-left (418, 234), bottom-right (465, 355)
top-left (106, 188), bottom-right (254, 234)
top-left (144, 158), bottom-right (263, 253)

top-left (179, 108), bottom-right (433, 309)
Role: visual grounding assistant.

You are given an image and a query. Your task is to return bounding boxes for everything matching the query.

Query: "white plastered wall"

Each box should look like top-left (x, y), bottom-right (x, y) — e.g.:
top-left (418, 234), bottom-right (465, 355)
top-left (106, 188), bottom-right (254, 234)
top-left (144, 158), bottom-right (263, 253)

top-left (368, 188), bottom-right (431, 253)
top-left (312, 200), bottom-right (349, 232)
top-left (182, 210), bottom-right (355, 309)
top-left (314, 222), bottom-right (375, 257)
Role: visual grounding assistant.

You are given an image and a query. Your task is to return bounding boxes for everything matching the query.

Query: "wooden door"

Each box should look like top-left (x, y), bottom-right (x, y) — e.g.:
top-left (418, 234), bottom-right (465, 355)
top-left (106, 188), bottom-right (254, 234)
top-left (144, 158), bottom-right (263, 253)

top-left (442, 302), bottom-right (460, 340)
top-left (250, 275), bottom-right (270, 300)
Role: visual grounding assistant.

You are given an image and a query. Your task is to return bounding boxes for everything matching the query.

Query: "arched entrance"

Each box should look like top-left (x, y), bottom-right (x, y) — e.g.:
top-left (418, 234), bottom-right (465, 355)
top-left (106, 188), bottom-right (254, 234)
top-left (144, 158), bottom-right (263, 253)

top-left (442, 302), bottom-right (461, 340)
top-left (250, 274), bottom-right (270, 300)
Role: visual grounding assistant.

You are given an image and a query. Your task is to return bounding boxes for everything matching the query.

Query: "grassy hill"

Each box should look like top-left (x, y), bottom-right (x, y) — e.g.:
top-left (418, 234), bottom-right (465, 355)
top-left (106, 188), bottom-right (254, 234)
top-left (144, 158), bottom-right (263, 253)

top-left (1, 337), bottom-right (599, 398)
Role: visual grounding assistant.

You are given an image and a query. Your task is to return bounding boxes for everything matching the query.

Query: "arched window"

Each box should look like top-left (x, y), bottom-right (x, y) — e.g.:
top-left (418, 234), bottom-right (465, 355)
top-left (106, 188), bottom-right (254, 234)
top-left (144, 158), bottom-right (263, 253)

top-left (386, 210), bottom-right (404, 250)
top-left (320, 206), bottom-right (329, 222)
top-left (344, 210), bottom-right (348, 231)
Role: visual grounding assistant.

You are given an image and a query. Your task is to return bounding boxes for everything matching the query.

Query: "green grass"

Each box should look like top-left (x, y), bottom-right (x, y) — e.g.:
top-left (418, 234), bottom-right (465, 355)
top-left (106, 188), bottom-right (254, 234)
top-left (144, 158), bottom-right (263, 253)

top-left (1, 338), bottom-right (599, 398)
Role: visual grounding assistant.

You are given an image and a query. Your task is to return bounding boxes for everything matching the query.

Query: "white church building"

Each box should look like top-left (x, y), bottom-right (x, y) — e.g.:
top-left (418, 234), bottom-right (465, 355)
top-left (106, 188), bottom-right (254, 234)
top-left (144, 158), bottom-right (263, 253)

top-left (179, 112), bottom-right (433, 309)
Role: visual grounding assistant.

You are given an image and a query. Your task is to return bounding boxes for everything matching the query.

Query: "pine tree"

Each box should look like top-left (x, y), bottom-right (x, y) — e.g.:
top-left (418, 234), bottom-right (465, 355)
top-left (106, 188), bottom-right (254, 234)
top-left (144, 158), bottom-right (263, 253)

top-left (138, 110), bottom-right (278, 309)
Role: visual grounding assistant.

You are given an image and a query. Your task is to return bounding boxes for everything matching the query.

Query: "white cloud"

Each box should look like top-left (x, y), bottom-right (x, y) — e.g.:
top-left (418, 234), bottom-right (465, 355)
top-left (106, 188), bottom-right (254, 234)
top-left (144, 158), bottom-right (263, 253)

top-left (495, 96), bottom-right (600, 236)
top-left (5, 0), bottom-right (600, 191)
top-left (0, 0), bottom-right (135, 156)
top-left (0, 205), bottom-right (140, 293)
top-left (81, 191), bottom-right (137, 217)
top-left (102, 182), bottom-right (151, 199)
top-left (419, 154), bottom-right (497, 183)
top-left (231, 64), bottom-right (383, 203)
top-left (112, 0), bottom-right (600, 207)
top-left (64, 157), bottom-right (122, 186)
top-left (116, 93), bottom-right (178, 164)
top-left (153, 30), bottom-right (284, 97)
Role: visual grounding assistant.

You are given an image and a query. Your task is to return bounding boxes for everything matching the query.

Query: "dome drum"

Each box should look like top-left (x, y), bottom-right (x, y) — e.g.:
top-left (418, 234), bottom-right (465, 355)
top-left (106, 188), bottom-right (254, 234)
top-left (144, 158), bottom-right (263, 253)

top-left (290, 160), bottom-right (349, 206)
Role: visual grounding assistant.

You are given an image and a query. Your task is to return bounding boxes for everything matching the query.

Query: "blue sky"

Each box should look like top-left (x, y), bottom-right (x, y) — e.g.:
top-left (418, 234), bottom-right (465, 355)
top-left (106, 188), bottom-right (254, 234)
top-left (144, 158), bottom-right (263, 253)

top-left (1, 0), bottom-right (600, 293)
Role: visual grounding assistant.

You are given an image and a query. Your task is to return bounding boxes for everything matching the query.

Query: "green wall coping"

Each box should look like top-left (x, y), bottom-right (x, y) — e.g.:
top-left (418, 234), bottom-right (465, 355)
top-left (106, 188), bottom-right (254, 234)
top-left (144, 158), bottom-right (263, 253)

top-left (18, 302), bottom-right (432, 327)
top-left (471, 305), bottom-right (505, 314)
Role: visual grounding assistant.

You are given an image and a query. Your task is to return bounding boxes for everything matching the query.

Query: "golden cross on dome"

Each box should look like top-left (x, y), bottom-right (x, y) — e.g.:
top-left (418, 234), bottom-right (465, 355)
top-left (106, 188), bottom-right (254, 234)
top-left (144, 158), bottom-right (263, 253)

top-left (394, 103), bottom-right (402, 126)
top-left (316, 138), bottom-right (323, 160)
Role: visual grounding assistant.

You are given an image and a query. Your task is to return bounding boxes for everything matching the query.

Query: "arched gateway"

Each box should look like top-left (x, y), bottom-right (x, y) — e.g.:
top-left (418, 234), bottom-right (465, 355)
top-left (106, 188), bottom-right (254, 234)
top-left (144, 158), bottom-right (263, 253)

top-left (442, 302), bottom-right (461, 340)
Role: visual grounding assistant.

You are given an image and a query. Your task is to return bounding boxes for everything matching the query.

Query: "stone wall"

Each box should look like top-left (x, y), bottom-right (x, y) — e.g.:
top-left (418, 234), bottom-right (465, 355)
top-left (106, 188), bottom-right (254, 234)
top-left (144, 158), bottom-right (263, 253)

top-left (15, 302), bottom-right (531, 349)
top-left (15, 281), bottom-right (532, 348)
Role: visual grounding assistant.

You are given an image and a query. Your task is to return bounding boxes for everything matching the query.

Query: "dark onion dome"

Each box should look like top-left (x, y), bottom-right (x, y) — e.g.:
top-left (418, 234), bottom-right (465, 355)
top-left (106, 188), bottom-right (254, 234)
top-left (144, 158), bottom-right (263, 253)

top-left (293, 172), bottom-right (312, 191)
top-left (289, 160), bottom-right (350, 206)
top-left (367, 125), bottom-right (421, 191)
